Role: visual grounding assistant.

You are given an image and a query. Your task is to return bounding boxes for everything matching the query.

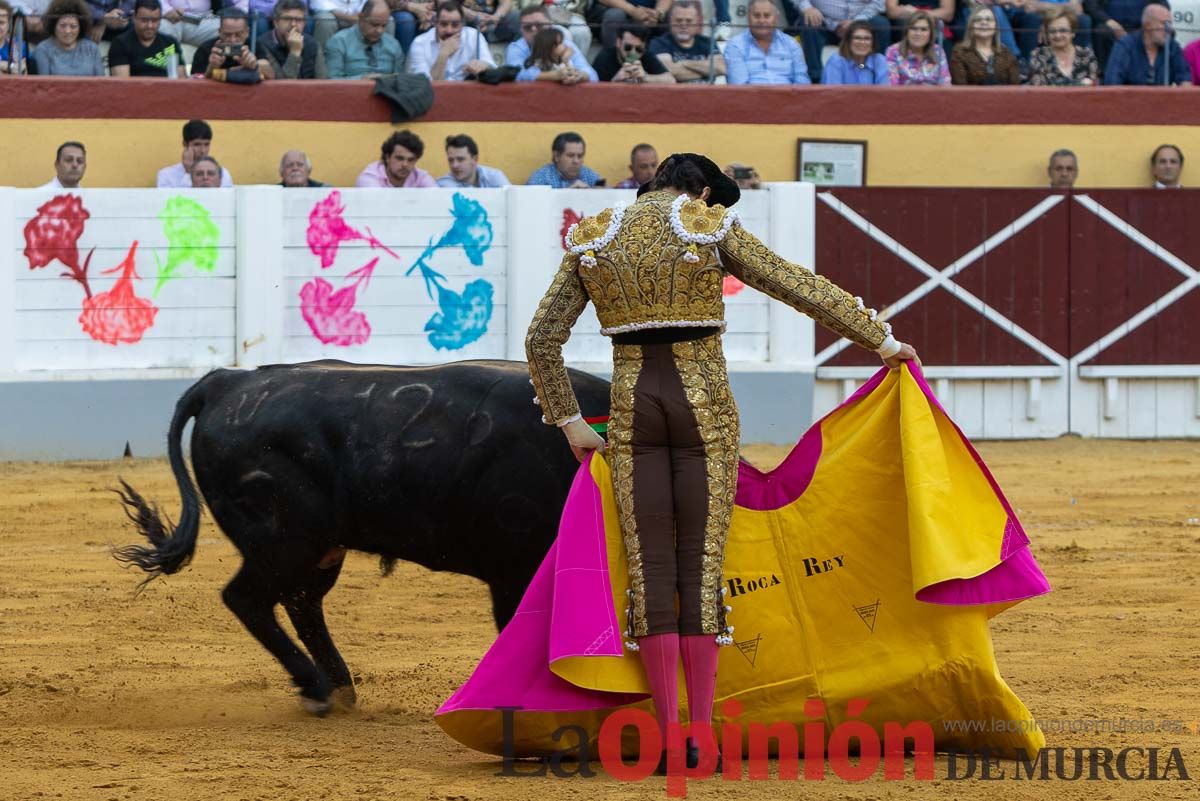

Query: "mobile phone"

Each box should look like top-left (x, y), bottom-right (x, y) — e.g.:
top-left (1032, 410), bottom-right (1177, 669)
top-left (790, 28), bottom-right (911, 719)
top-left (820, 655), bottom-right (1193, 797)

top-left (222, 43), bottom-right (245, 58)
top-left (595, 179), bottom-right (607, 187)
top-left (733, 167), bottom-right (754, 180)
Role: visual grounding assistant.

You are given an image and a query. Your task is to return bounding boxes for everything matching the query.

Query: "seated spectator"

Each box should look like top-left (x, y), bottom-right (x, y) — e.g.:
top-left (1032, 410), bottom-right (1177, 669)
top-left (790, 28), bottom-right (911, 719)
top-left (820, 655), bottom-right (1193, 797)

top-left (724, 162), bottom-right (762, 190)
top-left (85, 0), bottom-right (133, 42)
top-left (1008, 0), bottom-right (1091, 58)
top-left (593, 24), bottom-right (674, 82)
top-left (1047, 148), bottom-right (1078, 189)
top-left (949, 6), bottom-right (1018, 84)
top-left (648, 0), bottom-right (722, 84)
top-left (1104, 3), bottom-right (1190, 85)
top-left (314, 0), bottom-right (390, 49)
top-left (614, 143), bottom-right (657, 189)
top-left (159, 0), bottom-right (218, 46)
top-left (1186, 37), bottom-right (1200, 87)
top-left (885, 10), bottom-right (948, 84)
top-left (822, 19), bottom-right (887, 84)
top-left (796, 0), bottom-right (889, 84)
top-left (526, 131), bottom-right (602, 188)
top-left (326, 0), bottom-right (402, 78)
top-left (190, 155), bottom-right (224, 188)
top-left (261, 0), bottom-right (323, 78)
top-left (505, 5), bottom-right (595, 80)
top-left (1088, 0), bottom-right (1151, 69)
top-left (590, 0), bottom-right (667, 50)
top-left (356, 129), bottom-right (437, 187)
top-left (885, 0), bottom-right (956, 44)
top-left (192, 8), bottom-right (272, 80)
top-left (515, 0), bottom-right (588, 53)
top-left (517, 25), bottom-right (590, 82)
top-left (436, 133), bottom-right (511, 187)
top-left (1, 0), bottom-right (31, 74)
top-left (1150, 144), bottom-right (1183, 189)
top-left (34, 0), bottom-right (103, 74)
top-left (460, 0), bottom-right (516, 42)
top-left (40, 140), bottom-right (86, 189)
top-left (387, 0), bottom-right (432, 55)
top-left (279, 150), bottom-right (328, 186)
top-left (408, 0), bottom-right (494, 79)
top-left (725, 0), bottom-right (810, 85)
top-left (108, 0), bottom-right (186, 76)
top-left (157, 119), bottom-right (234, 187)
top-left (1027, 8), bottom-right (1099, 85)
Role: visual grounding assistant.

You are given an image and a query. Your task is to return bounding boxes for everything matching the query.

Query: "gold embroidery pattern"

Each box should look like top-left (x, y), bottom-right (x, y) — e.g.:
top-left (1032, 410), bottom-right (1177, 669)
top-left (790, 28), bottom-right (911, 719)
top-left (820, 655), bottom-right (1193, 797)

top-left (718, 222), bottom-right (890, 351)
top-left (672, 333), bottom-right (740, 635)
top-left (608, 344), bottom-right (647, 638)
top-left (524, 254), bottom-right (589, 424)
top-left (678, 199), bottom-right (730, 236)
top-left (575, 192), bottom-right (726, 335)
top-left (569, 208), bottom-right (615, 247)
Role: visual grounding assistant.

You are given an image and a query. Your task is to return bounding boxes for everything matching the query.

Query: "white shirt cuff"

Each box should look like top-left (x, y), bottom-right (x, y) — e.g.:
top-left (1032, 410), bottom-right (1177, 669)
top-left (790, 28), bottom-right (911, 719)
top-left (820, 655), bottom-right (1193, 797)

top-left (555, 413), bottom-right (583, 427)
top-left (875, 335), bottom-right (901, 359)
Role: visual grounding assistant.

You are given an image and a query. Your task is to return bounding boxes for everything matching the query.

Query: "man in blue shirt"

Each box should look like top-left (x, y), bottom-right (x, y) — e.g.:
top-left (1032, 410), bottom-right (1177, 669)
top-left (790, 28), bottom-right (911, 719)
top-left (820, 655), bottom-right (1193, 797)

top-left (725, 0), bottom-right (811, 85)
top-left (437, 133), bottom-right (511, 187)
top-left (526, 132), bottom-right (603, 188)
top-left (1104, 2), bottom-right (1190, 85)
top-left (504, 5), bottom-right (597, 81)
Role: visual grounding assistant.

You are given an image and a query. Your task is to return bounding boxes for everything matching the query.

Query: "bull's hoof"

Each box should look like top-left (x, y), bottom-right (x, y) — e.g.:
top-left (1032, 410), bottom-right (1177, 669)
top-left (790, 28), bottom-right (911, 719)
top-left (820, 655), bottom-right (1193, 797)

top-left (330, 685), bottom-right (357, 710)
top-left (299, 694), bottom-right (333, 717)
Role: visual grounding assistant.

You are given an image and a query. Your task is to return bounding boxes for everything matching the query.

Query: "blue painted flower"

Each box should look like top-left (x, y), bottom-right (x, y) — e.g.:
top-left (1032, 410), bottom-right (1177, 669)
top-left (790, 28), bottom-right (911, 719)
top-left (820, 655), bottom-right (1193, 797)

top-left (425, 279), bottom-right (494, 351)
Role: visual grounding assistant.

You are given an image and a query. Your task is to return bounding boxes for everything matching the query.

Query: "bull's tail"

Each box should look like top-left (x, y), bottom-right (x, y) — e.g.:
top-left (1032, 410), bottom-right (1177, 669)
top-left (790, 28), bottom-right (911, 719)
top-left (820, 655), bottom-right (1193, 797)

top-left (112, 376), bottom-right (208, 586)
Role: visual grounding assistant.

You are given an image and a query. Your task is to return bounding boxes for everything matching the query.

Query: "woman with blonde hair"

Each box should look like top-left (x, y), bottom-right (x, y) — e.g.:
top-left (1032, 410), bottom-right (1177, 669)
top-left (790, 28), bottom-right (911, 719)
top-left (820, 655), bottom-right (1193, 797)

top-left (885, 10), bottom-right (949, 85)
top-left (1027, 7), bottom-right (1099, 86)
top-left (950, 5), bottom-right (1019, 85)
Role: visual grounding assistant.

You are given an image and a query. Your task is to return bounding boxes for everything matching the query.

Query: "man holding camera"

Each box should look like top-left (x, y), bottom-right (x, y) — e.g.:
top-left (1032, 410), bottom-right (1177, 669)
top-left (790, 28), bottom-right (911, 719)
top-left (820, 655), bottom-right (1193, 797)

top-left (192, 7), bottom-right (272, 80)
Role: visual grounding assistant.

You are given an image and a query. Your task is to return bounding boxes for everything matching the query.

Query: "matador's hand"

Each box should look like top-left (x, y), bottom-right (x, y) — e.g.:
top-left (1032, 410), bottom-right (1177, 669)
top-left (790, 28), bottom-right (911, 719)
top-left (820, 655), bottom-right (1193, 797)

top-left (561, 418), bottom-right (605, 463)
top-left (882, 342), bottom-right (919, 370)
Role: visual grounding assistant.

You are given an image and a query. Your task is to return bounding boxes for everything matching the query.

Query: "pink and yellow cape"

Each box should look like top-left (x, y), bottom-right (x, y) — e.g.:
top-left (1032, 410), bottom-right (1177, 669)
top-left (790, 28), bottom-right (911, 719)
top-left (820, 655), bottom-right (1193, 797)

top-left (437, 364), bottom-right (1051, 757)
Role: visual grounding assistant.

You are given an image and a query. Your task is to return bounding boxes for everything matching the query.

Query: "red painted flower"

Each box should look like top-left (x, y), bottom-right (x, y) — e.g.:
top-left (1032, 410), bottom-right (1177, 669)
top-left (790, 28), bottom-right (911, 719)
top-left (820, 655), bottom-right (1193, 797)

top-left (299, 258), bottom-right (379, 346)
top-left (722, 275), bottom-right (746, 296)
top-left (307, 191), bottom-right (397, 269)
top-left (78, 241), bottom-right (159, 345)
top-left (24, 193), bottom-right (94, 296)
top-left (560, 208), bottom-right (582, 251)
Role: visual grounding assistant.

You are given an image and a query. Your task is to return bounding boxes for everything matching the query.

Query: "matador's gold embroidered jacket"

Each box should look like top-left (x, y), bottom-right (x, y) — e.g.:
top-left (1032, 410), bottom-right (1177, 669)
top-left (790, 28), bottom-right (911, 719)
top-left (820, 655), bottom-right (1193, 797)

top-left (525, 190), bottom-right (896, 424)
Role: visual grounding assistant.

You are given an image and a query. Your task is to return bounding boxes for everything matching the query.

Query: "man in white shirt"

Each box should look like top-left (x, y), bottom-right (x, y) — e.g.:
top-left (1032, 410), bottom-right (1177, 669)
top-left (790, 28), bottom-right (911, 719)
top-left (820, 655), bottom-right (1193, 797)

top-left (159, 0), bottom-right (219, 46)
top-left (1151, 144), bottom-right (1184, 189)
top-left (408, 0), bottom-right (494, 80)
top-left (156, 119), bottom-right (234, 188)
top-left (39, 141), bottom-right (86, 190)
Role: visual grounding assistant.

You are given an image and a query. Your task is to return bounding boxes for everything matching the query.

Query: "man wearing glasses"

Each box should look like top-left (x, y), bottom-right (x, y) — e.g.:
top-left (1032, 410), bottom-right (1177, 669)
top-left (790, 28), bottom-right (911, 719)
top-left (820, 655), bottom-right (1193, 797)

top-left (108, 0), bottom-right (188, 77)
top-left (503, 4), bottom-right (596, 79)
top-left (592, 24), bottom-right (674, 82)
top-left (326, 0), bottom-right (402, 78)
top-left (261, 0), bottom-right (323, 77)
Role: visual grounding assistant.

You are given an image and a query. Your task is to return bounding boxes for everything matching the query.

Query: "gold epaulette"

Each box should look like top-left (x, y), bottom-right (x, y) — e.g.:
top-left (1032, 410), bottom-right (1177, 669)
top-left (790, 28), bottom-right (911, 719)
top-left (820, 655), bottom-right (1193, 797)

top-left (677, 199), bottom-right (730, 237)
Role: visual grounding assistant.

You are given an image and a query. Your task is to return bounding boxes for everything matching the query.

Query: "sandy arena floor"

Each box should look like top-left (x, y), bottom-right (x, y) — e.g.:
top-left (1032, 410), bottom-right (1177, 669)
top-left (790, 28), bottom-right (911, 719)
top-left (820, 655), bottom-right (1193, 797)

top-left (1, 439), bottom-right (1198, 801)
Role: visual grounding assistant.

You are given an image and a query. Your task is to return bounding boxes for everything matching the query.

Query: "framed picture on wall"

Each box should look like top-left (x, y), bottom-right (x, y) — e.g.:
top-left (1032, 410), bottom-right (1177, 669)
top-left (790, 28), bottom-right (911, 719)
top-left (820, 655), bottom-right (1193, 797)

top-left (797, 139), bottom-right (868, 187)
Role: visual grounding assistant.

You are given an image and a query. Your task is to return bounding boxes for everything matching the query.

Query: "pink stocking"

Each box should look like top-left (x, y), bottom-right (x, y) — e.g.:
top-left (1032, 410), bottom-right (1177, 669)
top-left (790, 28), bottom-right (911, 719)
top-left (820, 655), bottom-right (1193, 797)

top-left (639, 633), bottom-right (680, 741)
top-left (680, 635), bottom-right (720, 733)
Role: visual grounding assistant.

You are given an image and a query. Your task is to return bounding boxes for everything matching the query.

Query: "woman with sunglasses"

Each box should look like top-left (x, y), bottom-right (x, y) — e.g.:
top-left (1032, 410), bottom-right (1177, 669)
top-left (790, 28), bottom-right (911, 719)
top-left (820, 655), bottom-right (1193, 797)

top-left (526, 154), bottom-right (915, 773)
top-left (885, 10), bottom-right (949, 85)
top-left (949, 5), bottom-right (1019, 85)
top-left (1027, 7), bottom-right (1099, 86)
top-left (822, 20), bottom-right (888, 84)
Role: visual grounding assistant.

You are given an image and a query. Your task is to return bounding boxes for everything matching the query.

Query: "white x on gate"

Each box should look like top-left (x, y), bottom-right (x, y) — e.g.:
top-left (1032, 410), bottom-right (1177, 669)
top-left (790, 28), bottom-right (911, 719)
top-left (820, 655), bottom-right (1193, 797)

top-left (815, 193), bottom-right (1069, 368)
top-left (1069, 195), bottom-right (1200, 370)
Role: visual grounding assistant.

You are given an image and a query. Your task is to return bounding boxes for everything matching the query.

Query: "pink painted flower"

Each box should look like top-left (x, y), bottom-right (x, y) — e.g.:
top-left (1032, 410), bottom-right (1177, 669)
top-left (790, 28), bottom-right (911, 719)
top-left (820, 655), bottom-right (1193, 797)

top-left (299, 258), bottom-right (379, 346)
top-left (78, 241), bottom-right (159, 345)
top-left (307, 191), bottom-right (397, 269)
top-left (722, 275), bottom-right (746, 296)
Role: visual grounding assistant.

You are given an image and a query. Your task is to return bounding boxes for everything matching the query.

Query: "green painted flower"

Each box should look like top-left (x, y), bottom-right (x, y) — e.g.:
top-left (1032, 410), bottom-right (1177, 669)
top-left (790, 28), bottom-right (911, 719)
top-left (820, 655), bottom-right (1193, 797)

top-left (155, 196), bottom-right (219, 296)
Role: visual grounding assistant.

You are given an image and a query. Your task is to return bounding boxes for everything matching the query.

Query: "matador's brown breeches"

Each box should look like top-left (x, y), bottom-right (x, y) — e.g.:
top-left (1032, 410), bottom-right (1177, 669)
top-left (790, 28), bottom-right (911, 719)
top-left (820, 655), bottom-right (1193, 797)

top-left (608, 332), bottom-right (740, 638)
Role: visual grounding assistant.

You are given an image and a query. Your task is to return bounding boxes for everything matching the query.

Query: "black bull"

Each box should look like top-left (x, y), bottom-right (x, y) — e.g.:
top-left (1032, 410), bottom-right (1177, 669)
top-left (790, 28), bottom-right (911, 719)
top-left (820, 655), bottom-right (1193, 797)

top-left (115, 360), bottom-right (610, 713)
